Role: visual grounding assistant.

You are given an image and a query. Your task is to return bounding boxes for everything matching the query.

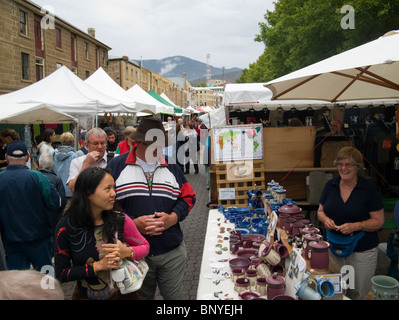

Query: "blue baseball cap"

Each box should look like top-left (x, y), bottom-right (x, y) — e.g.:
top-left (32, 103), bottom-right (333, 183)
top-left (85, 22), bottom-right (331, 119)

top-left (7, 140), bottom-right (28, 157)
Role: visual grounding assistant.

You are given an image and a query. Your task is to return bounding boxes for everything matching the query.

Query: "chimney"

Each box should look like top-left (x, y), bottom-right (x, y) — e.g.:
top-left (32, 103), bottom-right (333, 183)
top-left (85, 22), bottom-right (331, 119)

top-left (88, 28), bottom-right (95, 38)
top-left (122, 56), bottom-right (129, 61)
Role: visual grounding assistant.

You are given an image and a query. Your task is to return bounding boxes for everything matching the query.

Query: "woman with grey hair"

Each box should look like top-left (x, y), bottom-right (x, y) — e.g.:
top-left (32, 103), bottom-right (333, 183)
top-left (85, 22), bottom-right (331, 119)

top-left (53, 132), bottom-right (78, 198)
top-left (38, 154), bottom-right (67, 231)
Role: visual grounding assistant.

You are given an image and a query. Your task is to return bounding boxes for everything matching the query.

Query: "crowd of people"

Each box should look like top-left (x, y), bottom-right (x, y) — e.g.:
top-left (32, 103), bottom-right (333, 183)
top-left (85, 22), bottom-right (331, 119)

top-left (0, 116), bottom-right (197, 300)
top-left (0, 115), bottom-right (396, 300)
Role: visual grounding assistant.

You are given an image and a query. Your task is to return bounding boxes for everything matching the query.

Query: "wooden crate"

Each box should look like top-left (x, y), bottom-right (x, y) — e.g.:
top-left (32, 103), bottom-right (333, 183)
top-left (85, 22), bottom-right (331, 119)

top-left (216, 159), bottom-right (265, 207)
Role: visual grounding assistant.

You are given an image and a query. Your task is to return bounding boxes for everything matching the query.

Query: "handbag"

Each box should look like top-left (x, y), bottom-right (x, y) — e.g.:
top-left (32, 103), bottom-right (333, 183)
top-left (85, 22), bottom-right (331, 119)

top-left (110, 214), bottom-right (149, 294)
top-left (326, 230), bottom-right (365, 257)
top-left (111, 258), bottom-right (149, 294)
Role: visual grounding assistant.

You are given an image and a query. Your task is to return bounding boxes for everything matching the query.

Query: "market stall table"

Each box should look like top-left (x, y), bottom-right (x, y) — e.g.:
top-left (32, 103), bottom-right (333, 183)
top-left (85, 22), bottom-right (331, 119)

top-left (197, 208), bottom-right (345, 300)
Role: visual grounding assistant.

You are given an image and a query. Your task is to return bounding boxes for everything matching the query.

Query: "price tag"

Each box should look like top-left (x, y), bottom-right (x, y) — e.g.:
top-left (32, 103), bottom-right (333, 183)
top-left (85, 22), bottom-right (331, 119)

top-left (219, 188), bottom-right (235, 200)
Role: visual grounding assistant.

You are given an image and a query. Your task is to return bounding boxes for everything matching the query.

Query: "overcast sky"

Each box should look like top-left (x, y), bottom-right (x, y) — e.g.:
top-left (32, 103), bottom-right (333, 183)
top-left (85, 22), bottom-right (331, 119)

top-left (32, 0), bottom-right (275, 69)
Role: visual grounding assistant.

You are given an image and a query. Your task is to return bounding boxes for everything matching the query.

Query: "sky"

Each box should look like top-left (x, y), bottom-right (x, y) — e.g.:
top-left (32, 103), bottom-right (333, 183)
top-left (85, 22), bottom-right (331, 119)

top-left (32, 0), bottom-right (275, 69)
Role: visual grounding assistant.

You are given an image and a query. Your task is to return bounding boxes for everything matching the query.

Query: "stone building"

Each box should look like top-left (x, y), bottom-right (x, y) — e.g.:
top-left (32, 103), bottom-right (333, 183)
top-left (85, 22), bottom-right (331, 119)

top-left (108, 56), bottom-right (189, 108)
top-left (0, 0), bottom-right (111, 95)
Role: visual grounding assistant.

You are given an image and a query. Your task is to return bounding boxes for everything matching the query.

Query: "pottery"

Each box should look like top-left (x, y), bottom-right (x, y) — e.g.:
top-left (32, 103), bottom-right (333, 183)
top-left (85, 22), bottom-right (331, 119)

top-left (278, 203), bottom-right (302, 215)
top-left (255, 277), bottom-right (267, 296)
top-left (234, 277), bottom-right (250, 293)
top-left (236, 248), bottom-right (259, 260)
top-left (303, 232), bottom-right (321, 259)
top-left (371, 275), bottom-right (399, 300)
top-left (271, 294), bottom-right (296, 300)
top-left (238, 290), bottom-right (262, 300)
top-left (229, 239), bottom-right (241, 254)
top-left (266, 272), bottom-right (286, 300)
top-left (232, 267), bottom-right (246, 282)
top-left (273, 242), bottom-right (289, 259)
top-left (278, 214), bottom-right (290, 229)
top-left (308, 237), bottom-right (330, 270)
top-left (296, 272), bottom-right (321, 300)
top-left (246, 269), bottom-right (257, 287)
top-left (229, 257), bottom-right (251, 270)
top-left (301, 225), bottom-right (320, 235)
top-left (256, 262), bottom-right (272, 278)
top-left (292, 221), bottom-right (305, 237)
top-left (259, 241), bottom-right (281, 266)
top-left (283, 217), bottom-right (297, 235)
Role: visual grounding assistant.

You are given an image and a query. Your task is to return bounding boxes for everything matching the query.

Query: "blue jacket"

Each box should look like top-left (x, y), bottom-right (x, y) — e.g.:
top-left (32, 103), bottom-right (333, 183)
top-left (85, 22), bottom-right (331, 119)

top-left (0, 165), bottom-right (61, 245)
top-left (107, 147), bottom-right (196, 256)
top-left (53, 145), bottom-right (78, 197)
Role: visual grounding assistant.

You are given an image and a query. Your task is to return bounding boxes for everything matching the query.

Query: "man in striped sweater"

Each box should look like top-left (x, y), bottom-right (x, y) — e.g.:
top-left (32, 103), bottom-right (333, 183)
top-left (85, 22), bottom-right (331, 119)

top-left (107, 117), bottom-right (196, 300)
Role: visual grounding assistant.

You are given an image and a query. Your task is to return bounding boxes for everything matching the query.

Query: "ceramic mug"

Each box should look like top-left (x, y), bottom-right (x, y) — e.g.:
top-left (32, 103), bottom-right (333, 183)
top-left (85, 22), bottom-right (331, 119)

top-left (316, 278), bottom-right (335, 298)
top-left (232, 267), bottom-right (246, 282)
top-left (371, 275), bottom-right (399, 300)
top-left (296, 279), bottom-right (321, 300)
top-left (234, 277), bottom-right (250, 293)
top-left (255, 277), bottom-right (267, 296)
top-left (230, 239), bottom-right (240, 254)
top-left (246, 269), bottom-right (257, 287)
top-left (256, 263), bottom-right (271, 279)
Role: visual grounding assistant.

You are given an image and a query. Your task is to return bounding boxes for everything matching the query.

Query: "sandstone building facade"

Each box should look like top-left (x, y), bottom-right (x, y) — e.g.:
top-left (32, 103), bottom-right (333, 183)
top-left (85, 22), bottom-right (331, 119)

top-left (0, 0), bottom-right (110, 95)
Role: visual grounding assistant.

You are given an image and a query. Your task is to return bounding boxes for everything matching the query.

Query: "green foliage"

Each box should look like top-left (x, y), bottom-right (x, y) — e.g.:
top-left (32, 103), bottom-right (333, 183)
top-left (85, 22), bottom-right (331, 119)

top-left (237, 0), bottom-right (399, 83)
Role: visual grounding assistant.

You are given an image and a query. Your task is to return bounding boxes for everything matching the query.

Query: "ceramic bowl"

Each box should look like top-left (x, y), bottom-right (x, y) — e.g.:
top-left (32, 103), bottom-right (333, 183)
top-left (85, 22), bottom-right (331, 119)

top-left (229, 257), bottom-right (251, 270)
top-left (238, 290), bottom-right (262, 300)
top-left (236, 248), bottom-right (259, 259)
top-left (230, 228), bottom-right (250, 236)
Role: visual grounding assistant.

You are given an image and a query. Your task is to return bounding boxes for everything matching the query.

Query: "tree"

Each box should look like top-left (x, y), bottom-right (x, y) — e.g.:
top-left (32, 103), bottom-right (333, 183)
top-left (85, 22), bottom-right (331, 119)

top-left (237, 0), bottom-right (399, 83)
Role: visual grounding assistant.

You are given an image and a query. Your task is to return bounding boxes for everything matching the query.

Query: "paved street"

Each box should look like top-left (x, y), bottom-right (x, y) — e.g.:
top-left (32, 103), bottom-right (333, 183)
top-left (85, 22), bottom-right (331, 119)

top-left (62, 163), bottom-right (210, 300)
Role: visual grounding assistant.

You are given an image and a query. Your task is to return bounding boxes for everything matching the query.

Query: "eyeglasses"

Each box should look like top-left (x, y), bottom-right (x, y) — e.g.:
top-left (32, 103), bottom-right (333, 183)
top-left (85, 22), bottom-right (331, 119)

top-left (336, 162), bottom-right (354, 169)
top-left (88, 141), bottom-right (107, 147)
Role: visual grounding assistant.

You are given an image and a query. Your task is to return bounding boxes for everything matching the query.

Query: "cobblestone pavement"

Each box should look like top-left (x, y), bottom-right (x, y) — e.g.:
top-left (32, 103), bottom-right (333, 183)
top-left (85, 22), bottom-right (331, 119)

top-left (62, 164), bottom-right (210, 300)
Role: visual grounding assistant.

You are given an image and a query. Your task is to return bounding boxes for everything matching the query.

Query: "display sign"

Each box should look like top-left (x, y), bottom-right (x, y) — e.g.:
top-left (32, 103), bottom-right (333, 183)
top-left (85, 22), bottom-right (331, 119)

top-left (218, 188), bottom-right (236, 200)
top-left (212, 124), bottom-right (263, 162)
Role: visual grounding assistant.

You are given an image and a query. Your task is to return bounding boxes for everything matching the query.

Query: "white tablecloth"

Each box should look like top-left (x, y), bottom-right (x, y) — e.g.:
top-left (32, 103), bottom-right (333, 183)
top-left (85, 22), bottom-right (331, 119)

top-left (196, 209), bottom-right (256, 300)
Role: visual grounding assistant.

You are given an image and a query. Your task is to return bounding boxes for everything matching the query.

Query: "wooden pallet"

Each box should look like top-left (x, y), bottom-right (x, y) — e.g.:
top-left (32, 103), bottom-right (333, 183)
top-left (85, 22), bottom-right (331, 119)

top-left (216, 159), bottom-right (265, 207)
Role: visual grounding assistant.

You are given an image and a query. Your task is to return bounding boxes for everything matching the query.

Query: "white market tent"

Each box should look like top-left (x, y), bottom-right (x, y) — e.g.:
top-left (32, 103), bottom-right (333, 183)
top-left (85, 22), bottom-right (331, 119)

top-left (0, 66), bottom-right (136, 117)
top-left (223, 83), bottom-right (329, 110)
top-left (160, 93), bottom-right (178, 107)
top-left (0, 103), bottom-right (77, 124)
top-left (85, 67), bottom-right (155, 112)
top-left (126, 84), bottom-right (175, 114)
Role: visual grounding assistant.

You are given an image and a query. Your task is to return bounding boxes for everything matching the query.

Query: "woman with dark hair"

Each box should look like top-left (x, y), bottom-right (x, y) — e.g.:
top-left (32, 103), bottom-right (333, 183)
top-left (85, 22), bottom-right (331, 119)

top-left (37, 128), bottom-right (56, 164)
top-left (54, 167), bottom-right (150, 300)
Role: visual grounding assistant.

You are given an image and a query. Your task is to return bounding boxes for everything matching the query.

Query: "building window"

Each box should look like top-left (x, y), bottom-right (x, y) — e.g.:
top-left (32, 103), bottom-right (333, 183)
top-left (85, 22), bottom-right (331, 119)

top-left (19, 10), bottom-right (27, 35)
top-left (102, 50), bottom-right (106, 66)
top-left (55, 28), bottom-right (62, 48)
top-left (85, 71), bottom-right (90, 79)
top-left (84, 42), bottom-right (89, 59)
top-left (35, 57), bottom-right (44, 81)
top-left (21, 52), bottom-right (29, 80)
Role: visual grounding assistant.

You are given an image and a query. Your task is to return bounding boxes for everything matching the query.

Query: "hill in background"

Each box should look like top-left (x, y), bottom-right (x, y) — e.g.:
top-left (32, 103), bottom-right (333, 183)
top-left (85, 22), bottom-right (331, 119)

top-left (133, 55), bottom-right (242, 85)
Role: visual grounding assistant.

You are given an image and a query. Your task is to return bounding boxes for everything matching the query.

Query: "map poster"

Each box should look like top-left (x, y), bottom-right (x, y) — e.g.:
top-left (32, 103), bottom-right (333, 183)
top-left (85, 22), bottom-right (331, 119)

top-left (212, 124), bottom-right (263, 162)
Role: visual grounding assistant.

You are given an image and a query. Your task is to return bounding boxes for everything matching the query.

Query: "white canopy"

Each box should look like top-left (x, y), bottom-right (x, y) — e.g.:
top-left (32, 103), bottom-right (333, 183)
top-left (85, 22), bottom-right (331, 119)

top-left (85, 67), bottom-right (153, 112)
top-left (265, 30), bottom-right (399, 102)
top-left (160, 93), bottom-right (178, 107)
top-left (223, 83), bottom-right (328, 110)
top-left (199, 106), bottom-right (227, 128)
top-left (126, 84), bottom-right (174, 114)
top-left (0, 103), bottom-right (77, 124)
top-left (0, 66), bottom-right (135, 115)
